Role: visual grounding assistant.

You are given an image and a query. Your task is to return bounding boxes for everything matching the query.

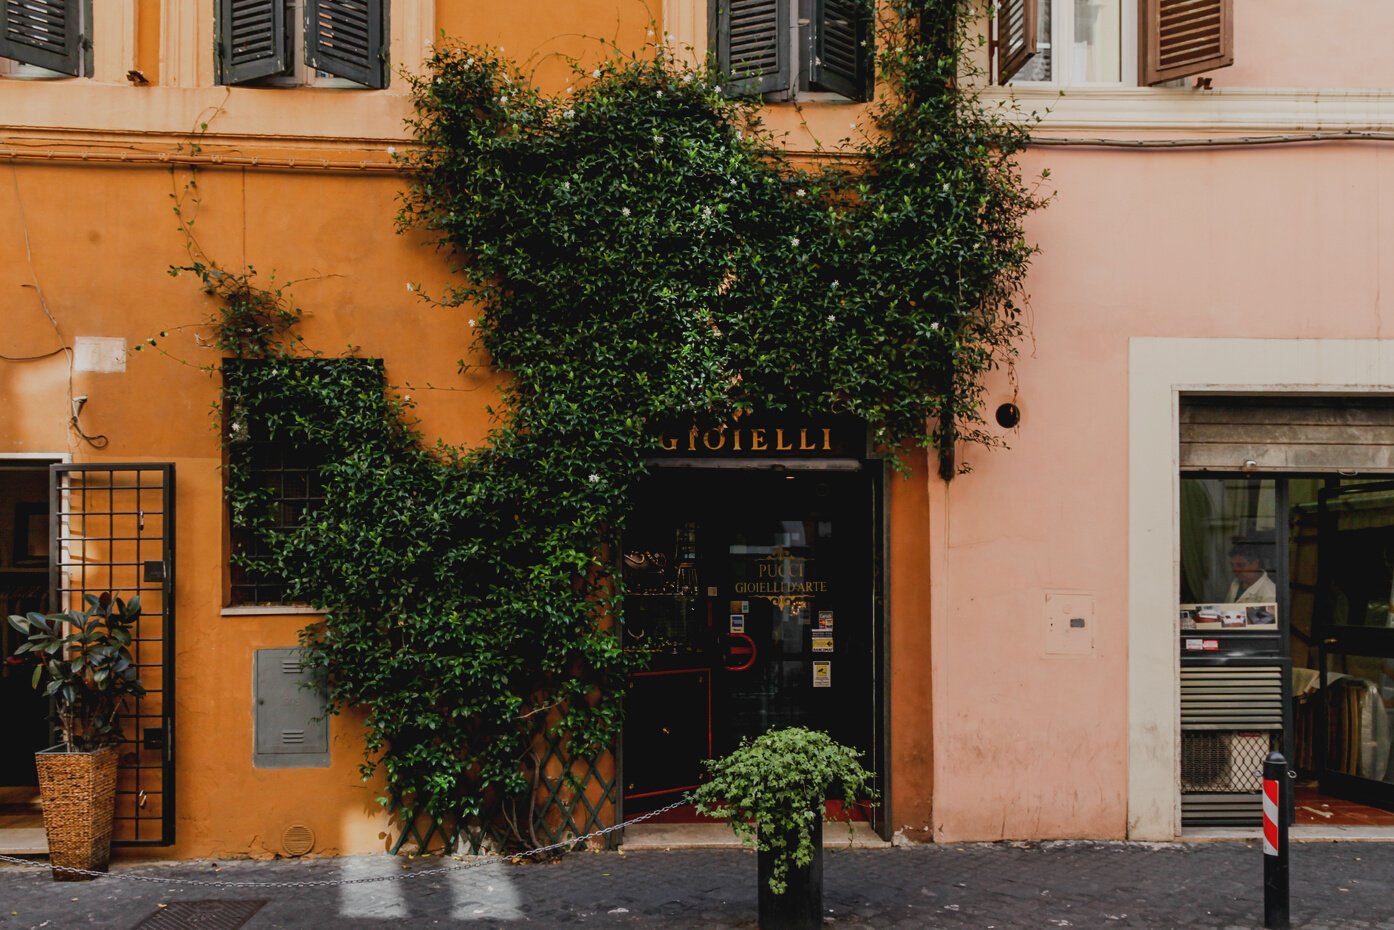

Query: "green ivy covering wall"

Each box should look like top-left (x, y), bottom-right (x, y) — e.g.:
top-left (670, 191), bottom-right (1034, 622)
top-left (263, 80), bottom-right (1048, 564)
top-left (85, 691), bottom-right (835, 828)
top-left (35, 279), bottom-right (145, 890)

top-left (199, 0), bottom-right (1043, 846)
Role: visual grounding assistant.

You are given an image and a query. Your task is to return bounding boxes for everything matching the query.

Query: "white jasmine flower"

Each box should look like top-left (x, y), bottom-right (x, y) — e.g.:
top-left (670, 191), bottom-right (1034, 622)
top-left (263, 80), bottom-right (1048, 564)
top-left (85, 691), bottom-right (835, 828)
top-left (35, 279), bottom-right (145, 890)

top-left (621, 207), bottom-right (631, 217)
top-left (827, 314), bottom-right (837, 322)
top-left (929, 322), bottom-right (940, 331)
top-left (714, 85), bottom-right (722, 94)
top-left (468, 319), bottom-right (477, 327)
top-left (386, 145), bottom-right (396, 156)
top-left (682, 73), bottom-right (694, 83)
top-left (498, 95), bottom-right (508, 104)
top-left (654, 134), bottom-right (664, 144)
top-left (657, 90), bottom-right (664, 98)
top-left (562, 180), bottom-right (571, 191)
top-left (790, 237), bottom-right (800, 248)
top-left (795, 188), bottom-right (806, 197)
top-left (665, 33), bottom-right (674, 43)
top-left (465, 57), bottom-right (474, 66)
top-left (830, 280), bottom-right (840, 289)
top-left (702, 206), bottom-right (713, 219)
top-left (588, 473), bottom-right (601, 483)
top-left (592, 69), bottom-right (602, 78)
top-left (406, 282), bottom-right (414, 292)
top-left (563, 109), bottom-right (575, 119)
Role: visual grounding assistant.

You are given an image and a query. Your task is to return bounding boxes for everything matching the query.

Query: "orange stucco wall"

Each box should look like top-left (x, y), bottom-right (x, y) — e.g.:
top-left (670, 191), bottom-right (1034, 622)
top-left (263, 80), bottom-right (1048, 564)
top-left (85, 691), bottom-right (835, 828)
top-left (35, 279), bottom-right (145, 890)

top-left (1, 158), bottom-right (483, 857)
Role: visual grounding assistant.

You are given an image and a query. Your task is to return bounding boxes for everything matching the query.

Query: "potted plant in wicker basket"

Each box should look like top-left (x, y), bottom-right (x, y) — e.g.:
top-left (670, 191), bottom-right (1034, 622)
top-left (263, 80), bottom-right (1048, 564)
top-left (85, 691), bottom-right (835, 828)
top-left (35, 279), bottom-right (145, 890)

top-left (7, 593), bottom-right (144, 881)
top-left (691, 727), bottom-right (877, 930)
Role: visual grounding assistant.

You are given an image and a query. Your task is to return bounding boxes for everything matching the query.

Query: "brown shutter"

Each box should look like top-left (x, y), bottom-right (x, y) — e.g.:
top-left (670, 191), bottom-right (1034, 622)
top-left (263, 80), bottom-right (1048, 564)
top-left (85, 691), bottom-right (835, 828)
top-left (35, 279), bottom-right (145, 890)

top-left (1140, 0), bottom-right (1233, 86)
top-left (995, 0), bottom-right (1037, 84)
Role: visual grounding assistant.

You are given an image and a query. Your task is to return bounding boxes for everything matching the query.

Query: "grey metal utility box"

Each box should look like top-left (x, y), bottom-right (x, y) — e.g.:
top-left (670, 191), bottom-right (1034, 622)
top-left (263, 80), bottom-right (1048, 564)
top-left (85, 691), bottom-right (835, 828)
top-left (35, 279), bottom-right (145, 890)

top-left (253, 648), bottom-right (330, 768)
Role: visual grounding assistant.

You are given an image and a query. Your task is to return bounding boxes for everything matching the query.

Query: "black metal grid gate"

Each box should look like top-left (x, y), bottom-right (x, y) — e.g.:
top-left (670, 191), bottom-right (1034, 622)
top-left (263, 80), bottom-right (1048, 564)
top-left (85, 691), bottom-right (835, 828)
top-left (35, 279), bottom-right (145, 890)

top-left (50, 463), bottom-right (175, 846)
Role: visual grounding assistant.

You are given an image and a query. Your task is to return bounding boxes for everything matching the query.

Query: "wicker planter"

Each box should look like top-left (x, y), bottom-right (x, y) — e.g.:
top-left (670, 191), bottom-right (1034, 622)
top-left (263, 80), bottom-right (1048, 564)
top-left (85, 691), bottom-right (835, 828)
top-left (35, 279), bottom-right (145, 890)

top-left (35, 744), bottom-right (118, 881)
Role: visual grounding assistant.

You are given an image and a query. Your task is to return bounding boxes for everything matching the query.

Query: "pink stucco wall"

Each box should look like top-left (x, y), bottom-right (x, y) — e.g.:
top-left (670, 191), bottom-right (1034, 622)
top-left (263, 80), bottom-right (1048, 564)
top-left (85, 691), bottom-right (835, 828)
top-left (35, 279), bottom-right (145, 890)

top-left (929, 139), bottom-right (1394, 840)
top-left (1216, 0), bottom-right (1394, 89)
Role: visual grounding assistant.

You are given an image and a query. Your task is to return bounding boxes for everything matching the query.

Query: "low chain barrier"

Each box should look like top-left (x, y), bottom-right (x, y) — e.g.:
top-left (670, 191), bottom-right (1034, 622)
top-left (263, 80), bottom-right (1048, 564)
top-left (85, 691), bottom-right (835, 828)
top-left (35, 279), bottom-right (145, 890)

top-left (0, 799), bottom-right (688, 888)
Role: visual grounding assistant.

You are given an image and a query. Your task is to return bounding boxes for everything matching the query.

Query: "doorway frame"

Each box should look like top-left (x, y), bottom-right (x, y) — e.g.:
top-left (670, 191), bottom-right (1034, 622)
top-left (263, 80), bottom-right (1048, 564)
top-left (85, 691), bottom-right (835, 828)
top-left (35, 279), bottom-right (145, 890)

top-left (619, 456), bottom-right (892, 840)
top-left (0, 452), bottom-right (69, 855)
top-left (1128, 337), bottom-right (1394, 840)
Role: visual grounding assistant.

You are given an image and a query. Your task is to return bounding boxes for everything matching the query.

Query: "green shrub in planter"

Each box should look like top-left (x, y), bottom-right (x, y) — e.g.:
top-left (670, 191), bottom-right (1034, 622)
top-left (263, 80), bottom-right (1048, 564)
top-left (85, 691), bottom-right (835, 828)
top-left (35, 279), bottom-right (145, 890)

top-left (8, 593), bottom-right (145, 750)
top-left (692, 727), bottom-right (877, 895)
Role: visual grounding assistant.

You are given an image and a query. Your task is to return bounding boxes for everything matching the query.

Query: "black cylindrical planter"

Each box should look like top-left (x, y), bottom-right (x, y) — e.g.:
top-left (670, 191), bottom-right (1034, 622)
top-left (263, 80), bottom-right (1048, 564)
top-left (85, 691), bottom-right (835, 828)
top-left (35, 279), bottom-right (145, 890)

top-left (757, 816), bottom-right (823, 930)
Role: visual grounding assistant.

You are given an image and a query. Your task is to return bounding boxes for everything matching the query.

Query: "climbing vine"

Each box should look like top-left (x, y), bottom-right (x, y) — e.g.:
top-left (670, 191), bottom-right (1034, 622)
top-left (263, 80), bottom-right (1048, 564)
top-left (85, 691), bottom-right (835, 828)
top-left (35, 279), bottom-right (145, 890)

top-left (197, 0), bottom-right (1043, 847)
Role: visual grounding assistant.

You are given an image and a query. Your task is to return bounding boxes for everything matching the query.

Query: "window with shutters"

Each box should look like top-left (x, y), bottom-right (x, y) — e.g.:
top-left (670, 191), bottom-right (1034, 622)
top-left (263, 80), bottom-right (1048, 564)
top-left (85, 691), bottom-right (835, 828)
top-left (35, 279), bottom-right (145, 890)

top-left (217, 0), bottom-right (388, 89)
top-left (995, 0), bottom-right (1232, 88)
top-left (222, 359), bottom-right (372, 607)
top-left (711, 0), bottom-right (873, 102)
top-left (0, 0), bottom-right (89, 78)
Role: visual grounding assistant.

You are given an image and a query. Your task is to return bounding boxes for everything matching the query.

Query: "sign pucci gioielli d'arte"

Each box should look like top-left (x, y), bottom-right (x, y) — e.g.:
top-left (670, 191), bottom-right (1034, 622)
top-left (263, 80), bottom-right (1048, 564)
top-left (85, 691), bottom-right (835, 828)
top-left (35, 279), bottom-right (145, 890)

top-left (651, 412), bottom-right (867, 458)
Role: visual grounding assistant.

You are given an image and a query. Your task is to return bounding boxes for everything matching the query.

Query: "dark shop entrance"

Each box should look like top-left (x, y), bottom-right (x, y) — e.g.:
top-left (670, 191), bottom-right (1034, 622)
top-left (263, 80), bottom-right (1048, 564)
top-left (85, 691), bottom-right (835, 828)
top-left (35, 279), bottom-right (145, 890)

top-left (618, 457), bottom-right (884, 833)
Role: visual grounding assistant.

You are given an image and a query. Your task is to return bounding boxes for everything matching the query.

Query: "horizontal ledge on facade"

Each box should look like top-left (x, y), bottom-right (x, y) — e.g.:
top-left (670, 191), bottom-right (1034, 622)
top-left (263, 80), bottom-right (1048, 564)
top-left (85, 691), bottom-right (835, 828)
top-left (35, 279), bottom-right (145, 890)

top-left (221, 605), bottom-right (328, 617)
top-left (0, 146), bottom-right (401, 172)
top-left (0, 83), bottom-right (416, 143)
top-left (986, 86), bottom-right (1394, 133)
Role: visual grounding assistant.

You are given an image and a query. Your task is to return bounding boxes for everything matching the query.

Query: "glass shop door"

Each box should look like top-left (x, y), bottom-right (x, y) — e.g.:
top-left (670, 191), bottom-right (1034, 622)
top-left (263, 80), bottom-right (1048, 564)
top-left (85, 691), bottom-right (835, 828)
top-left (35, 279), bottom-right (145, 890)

top-left (1314, 480), bottom-right (1394, 811)
top-left (620, 467), bottom-right (878, 819)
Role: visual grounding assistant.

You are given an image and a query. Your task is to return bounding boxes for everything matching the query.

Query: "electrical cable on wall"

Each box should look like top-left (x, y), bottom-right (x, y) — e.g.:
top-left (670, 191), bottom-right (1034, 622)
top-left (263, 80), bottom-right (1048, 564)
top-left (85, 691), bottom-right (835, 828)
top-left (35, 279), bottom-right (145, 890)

top-left (8, 165), bottom-right (109, 449)
top-left (1028, 129), bottom-right (1394, 149)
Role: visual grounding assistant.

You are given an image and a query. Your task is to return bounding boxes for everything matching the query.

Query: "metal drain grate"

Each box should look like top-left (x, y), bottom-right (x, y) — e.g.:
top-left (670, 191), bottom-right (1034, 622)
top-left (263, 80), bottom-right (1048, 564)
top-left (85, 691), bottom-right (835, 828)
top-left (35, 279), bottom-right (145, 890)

top-left (130, 900), bottom-right (267, 930)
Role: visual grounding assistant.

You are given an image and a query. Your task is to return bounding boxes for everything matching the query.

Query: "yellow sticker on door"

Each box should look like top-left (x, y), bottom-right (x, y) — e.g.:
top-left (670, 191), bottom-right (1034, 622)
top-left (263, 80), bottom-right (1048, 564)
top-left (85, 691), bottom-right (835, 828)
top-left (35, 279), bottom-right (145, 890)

top-left (812, 661), bottom-right (831, 688)
top-left (812, 636), bottom-right (833, 653)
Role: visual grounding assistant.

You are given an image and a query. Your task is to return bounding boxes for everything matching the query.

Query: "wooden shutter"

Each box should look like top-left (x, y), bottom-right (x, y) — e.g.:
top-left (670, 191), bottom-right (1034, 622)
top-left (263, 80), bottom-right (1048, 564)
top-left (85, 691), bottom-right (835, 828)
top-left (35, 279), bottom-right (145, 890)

top-left (305, 0), bottom-right (388, 89)
top-left (712, 0), bottom-right (789, 96)
top-left (995, 0), bottom-right (1037, 84)
top-left (0, 0), bottom-right (82, 75)
top-left (217, 0), bottom-right (290, 85)
top-left (1140, 0), bottom-right (1233, 86)
top-left (809, 0), bottom-right (873, 102)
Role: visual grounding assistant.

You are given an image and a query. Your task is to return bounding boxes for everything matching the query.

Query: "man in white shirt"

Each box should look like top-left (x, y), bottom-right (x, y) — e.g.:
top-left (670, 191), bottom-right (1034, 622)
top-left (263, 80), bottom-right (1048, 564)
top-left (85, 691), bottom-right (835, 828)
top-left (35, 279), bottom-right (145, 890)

top-left (1225, 543), bottom-right (1277, 603)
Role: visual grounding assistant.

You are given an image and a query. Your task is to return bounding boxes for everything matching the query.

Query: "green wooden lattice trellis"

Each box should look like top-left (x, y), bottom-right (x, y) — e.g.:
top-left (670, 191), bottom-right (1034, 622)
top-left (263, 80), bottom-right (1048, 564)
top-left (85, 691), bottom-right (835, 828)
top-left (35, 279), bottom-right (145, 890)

top-left (389, 735), bottom-right (620, 856)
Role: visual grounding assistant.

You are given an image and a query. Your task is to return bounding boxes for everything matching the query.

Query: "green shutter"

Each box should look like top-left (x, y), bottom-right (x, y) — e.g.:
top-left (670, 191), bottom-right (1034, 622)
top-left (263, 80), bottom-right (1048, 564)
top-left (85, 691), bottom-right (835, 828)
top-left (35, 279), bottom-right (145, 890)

top-left (305, 0), bottom-right (388, 89)
top-left (0, 0), bottom-right (82, 76)
top-left (808, 0), bottom-right (872, 101)
top-left (711, 0), bottom-right (788, 96)
top-left (217, 0), bottom-right (290, 85)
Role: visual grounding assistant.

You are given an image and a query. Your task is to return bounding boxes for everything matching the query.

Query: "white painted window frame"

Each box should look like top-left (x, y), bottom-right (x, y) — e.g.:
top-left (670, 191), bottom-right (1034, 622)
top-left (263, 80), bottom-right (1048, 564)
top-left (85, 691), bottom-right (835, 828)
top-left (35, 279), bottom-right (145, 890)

top-left (1005, 0), bottom-right (1138, 89)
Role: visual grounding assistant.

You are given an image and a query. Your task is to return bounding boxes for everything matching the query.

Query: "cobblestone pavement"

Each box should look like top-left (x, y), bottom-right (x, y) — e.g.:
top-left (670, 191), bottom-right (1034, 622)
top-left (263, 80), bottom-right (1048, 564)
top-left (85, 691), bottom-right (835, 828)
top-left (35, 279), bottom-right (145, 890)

top-left (2, 840), bottom-right (1392, 929)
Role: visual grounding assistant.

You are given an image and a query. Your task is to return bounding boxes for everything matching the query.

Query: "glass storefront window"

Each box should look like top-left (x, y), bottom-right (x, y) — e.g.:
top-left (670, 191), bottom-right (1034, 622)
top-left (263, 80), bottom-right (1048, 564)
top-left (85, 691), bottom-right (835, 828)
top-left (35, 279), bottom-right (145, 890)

top-left (1180, 478), bottom-right (1279, 605)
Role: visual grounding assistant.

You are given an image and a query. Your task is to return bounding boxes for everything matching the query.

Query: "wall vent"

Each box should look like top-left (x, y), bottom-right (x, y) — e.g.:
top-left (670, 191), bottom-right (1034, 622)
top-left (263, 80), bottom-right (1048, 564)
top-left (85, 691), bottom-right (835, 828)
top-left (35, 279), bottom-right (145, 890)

top-left (282, 823), bottom-right (315, 857)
